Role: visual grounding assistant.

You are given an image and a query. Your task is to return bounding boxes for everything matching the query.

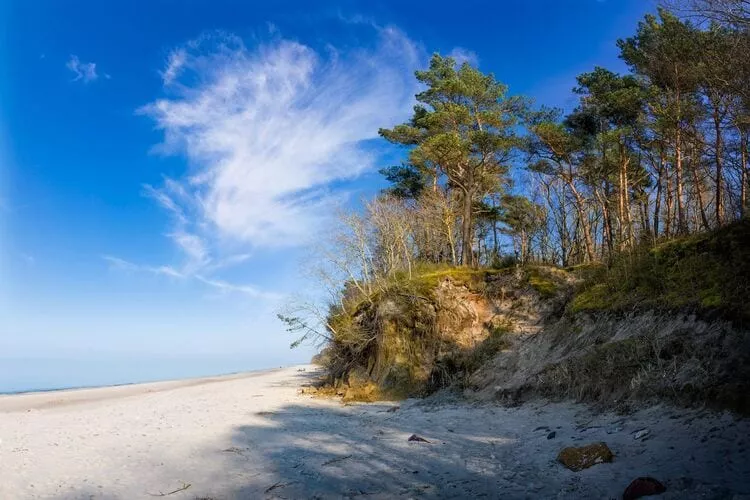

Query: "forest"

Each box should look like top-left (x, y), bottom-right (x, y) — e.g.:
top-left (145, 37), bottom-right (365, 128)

top-left (280, 0), bottom-right (750, 369)
top-left (376, 3), bottom-right (750, 269)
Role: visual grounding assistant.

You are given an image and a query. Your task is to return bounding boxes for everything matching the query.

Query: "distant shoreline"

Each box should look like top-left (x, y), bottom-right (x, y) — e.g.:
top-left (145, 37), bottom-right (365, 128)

top-left (0, 366), bottom-right (295, 413)
top-left (0, 367), bottom-right (270, 397)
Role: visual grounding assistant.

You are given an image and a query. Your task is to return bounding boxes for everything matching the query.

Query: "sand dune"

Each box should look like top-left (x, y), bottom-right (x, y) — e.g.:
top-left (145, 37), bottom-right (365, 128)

top-left (1, 366), bottom-right (748, 499)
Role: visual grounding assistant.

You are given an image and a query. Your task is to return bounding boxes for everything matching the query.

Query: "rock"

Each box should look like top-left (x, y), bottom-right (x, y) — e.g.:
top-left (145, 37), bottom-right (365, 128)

top-left (408, 434), bottom-right (431, 443)
top-left (557, 442), bottom-right (614, 471)
top-left (633, 429), bottom-right (651, 440)
top-left (547, 431), bottom-right (556, 440)
top-left (533, 426), bottom-right (550, 431)
top-left (386, 406), bottom-right (400, 413)
top-left (622, 477), bottom-right (666, 500)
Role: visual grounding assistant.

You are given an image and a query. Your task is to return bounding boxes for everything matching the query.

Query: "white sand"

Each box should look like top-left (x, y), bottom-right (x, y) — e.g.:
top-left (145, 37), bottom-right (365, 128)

top-left (1, 365), bottom-right (749, 499)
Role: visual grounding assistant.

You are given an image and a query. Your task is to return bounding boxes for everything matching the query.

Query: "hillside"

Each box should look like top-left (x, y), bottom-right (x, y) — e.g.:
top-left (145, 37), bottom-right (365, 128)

top-left (311, 221), bottom-right (750, 414)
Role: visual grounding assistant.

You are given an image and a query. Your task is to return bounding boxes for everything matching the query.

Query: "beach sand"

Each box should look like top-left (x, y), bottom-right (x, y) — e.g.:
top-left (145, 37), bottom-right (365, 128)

top-left (1, 365), bottom-right (749, 499)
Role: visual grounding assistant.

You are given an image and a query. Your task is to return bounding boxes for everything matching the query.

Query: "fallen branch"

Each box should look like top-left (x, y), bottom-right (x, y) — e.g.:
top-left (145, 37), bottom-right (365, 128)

top-left (265, 481), bottom-right (295, 493)
top-left (147, 482), bottom-right (191, 497)
top-left (322, 454), bottom-right (352, 466)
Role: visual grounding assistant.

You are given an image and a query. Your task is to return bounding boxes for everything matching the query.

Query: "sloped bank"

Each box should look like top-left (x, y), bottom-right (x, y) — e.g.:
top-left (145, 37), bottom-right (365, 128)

top-left (314, 265), bottom-right (573, 401)
top-left (470, 221), bottom-right (750, 414)
top-left (315, 222), bottom-right (750, 414)
top-left (470, 310), bottom-right (750, 413)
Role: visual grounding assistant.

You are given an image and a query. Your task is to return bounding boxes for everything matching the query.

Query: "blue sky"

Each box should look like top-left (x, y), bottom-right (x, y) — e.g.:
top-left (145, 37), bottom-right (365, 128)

top-left (0, 0), bottom-right (655, 391)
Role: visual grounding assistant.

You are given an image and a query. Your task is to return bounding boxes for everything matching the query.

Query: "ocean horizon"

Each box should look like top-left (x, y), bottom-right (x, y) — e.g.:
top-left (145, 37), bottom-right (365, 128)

top-left (0, 355), bottom-right (296, 395)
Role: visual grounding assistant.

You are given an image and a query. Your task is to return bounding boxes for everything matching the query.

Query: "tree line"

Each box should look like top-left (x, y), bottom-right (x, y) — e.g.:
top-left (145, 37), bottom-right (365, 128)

top-left (374, 2), bottom-right (749, 270)
top-left (280, 1), bottom-right (750, 345)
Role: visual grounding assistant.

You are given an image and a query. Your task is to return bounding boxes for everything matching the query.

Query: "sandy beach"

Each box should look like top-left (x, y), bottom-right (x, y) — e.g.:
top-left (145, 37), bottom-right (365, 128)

top-left (1, 365), bottom-right (749, 499)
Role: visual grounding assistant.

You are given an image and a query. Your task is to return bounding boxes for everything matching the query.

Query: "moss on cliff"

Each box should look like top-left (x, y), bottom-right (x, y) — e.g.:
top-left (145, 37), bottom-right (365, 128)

top-left (571, 220), bottom-right (750, 322)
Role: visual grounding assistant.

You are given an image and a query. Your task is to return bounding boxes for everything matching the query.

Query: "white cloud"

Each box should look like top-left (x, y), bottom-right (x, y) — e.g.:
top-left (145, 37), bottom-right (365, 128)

top-left (109, 24), bottom-right (427, 299)
top-left (140, 27), bottom-right (421, 250)
top-left (168, 229), bottom-right (210, 271)
top-left (448, 47), bottom-right (479, 67)
top-left (194, 275), bottom-right (278, 298)
top-left (102, 255), bottom-right (276, 299)
top-left (161, 48), bottom-right (187, 85)
top-left (66, 55), bottom-right (99, 83)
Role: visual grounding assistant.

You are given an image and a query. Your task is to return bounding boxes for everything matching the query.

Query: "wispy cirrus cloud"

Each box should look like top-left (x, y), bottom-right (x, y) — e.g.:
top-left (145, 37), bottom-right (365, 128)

top-left (109, 23), bottom-right (424, 298)
top-left (447, 47), bottom-right (479, 67)
top-left (140, 26), bottom-right (421, 249)
top-left (102, 255), bottom-right (278, 299)
top-left (160, 48), bottom-right (187, 85)
top-left (66, 55), bottom-right (99, 83)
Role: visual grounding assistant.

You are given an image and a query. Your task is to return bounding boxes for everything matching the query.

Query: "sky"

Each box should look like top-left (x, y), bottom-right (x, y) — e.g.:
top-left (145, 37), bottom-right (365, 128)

top-left (0, 0), bottom-right (656, 391)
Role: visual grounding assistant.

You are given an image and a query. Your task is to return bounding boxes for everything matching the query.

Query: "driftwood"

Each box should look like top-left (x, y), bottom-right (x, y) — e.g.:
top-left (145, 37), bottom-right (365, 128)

top-left (265, 481), bottom-right (295, 493)
top-left (322, 454), bottom-right (352, 466)
top-left (147, 482), bottom-right (191, 496)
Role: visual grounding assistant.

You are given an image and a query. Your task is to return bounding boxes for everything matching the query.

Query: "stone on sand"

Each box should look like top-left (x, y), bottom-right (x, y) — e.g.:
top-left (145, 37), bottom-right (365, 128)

top-left (622, 476), bottom-right (666, 499)
top-left (557, 442), bottom-right (614, 471)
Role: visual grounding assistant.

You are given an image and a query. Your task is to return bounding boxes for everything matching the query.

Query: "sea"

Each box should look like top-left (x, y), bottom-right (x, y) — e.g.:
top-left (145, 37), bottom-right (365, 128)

top-left (0, 355), bottom-right (290, 394)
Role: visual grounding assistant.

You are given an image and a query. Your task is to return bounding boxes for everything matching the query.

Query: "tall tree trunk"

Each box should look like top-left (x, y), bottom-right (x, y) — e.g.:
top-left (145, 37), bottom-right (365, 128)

top-left (691, 140), bottom-right (711, 231)
top-left (567, 179), bottom-right (595, 263)
top-left (654, 147), bottom-right (665, 238)
top-left (560, 186), bottom-right (569, 267)
top-left (741, 129), bottom-right (749, 219)
top-left (618, 150), bottom-right (626, 248)
top-left (460, 185), bottom-right (474, 267)
top-left (675, 125), bottom-right (687, 233)
top-left (713, 108), bottom-right (724, 226)
top-left (641, 198), bottom-right (651, 242)
top-left (595, 187), bottom-right (614, 257)
top-left (491, 196), bottom-right (499, 258)
top-left (620, 141), bottom-right (634, 248)
top-left (476, 235), bottom-right (482, 267)
top-left (665, 166), bottom-right (673, 238)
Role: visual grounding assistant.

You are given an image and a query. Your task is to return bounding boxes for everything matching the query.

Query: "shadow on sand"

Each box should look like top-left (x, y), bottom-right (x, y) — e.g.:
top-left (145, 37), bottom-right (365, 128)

top-left (52, 371), bottom-right (750, 499)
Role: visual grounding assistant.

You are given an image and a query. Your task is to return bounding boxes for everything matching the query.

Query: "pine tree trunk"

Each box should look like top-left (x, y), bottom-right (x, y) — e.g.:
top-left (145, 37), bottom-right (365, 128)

top-left (567, 179), bottom-right (595, 263)
top-left (641, 198), bottom-right (651, 242)
top-left (596, 187), bottom-right (614, 257)
top-left (714, 108), bottom-right (724, 226)
top-left (460, 185), bottom-right (474, 267)
top-left (653, 147), bottom-right (664, 238)
top-left (622, 149), bottom-right (634, 248)
top-left (676, 126), bottom-right (686, 233)
top-left (618, 152), bottom-right (626, 248)
top-left (692, 141), bottom-right (710, 231)
top-left (665, 167), bottom-right (673, 238)
top-left (741, 130), bottom-right (748, 219)
top-left (491, 197), bottom-right (499, 258)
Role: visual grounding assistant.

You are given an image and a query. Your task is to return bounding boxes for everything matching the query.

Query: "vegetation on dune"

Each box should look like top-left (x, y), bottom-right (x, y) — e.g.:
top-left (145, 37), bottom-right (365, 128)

top-left (571, 220), bottom-right (750, 321)
top-left (311, 267), bottom-right (521, 399)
